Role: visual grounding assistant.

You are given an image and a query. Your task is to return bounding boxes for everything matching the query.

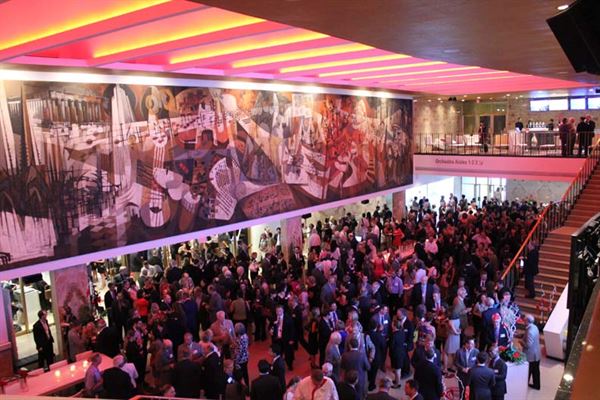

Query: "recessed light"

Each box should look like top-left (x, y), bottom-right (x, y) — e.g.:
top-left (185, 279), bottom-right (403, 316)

top-left (461, 99), bottom-right (465, 102)
top-left (437, 98), bottom-right (441, 100)
top-left (463, 95), bottom-right (467, 97)
top-left (557, 4), bottom-right (569, 11)
top-left (443, 49), bottom-right (460, 54)
top-left (477, 96), bottom-right (481, 99)
top-left (506, 94), bottom-right (511, 96)
top-left (428, 99), bottom-right (432, 102)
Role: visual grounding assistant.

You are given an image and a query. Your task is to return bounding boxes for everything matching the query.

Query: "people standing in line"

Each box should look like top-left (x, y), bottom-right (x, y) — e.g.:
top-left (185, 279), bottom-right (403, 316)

top-left (521, 314), bottom-right (541, 390)
top-left (467, 352), bottom-right (495, 400)
top-left (33, 310), bottom-right (55, 370)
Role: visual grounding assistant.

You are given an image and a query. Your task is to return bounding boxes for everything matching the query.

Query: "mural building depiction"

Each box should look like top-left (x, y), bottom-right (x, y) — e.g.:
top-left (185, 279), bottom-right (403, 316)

top-left (0, 80), bottom-right (412, 270)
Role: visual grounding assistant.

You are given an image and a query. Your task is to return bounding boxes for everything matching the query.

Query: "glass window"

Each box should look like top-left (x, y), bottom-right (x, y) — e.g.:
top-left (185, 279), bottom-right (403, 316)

top-left (570, 98), bottom-right (586, 110)
top-left (530, 99), bottom-right (549, 111)
top-left (462, 177), bottom-right (475, 184)
top-left (588, 97), bottom-right (600, 110)
top-left (548, 98), bottom-right (569, 111)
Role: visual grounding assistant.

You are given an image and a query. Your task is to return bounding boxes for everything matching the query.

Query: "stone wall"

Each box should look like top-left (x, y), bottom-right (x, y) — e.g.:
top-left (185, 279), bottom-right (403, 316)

top-left (506, 179), bottom-right (568, 203)
top-left (414, 100), bottom-right (463, 134)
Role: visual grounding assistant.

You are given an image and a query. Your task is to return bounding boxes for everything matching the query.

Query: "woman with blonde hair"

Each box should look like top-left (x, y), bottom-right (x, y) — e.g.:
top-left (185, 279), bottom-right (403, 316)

top-left (324, 331), bottom-right (342, 381)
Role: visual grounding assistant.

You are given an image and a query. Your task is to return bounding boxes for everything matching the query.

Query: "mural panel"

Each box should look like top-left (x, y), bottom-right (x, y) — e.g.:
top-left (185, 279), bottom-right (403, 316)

top-left (0, 80), bottom-right (412, 270)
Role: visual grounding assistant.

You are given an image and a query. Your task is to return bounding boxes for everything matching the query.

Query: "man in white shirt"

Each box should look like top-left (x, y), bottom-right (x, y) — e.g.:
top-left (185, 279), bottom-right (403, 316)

top-left (294, 368), bottom-right (339, 400)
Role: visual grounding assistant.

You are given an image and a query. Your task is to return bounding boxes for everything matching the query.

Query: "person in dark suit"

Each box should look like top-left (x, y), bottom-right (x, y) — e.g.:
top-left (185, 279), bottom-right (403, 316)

top-left (480, 300), bottom-right (499, 351)
top-left (411, 336), bottom-right (442, 370)
top-left (523, 242), bottom-right (539, 298)
top-left (454, 337), bottom-right (479, 400)
top-left (411, 276), bottom-right (435, 312)
top-left (319, 312), bottom-right (334, 366)
top-left (251, 359), bottom-right (283, 400)
top-left (269, 343), bottom-right (286, 392)
top-left (271, 305), bottom-right (296, 370)
top-left (341, 337), bottom-right (371, 399)
top-left (488, 346), bottom-right (507, 400)
top-left (405, 379), bottom-right (425, 400)
top-left (172, 358), bottom-right (202, 398)
top-left (33, 310), bottom-right (54, 370)
top-left (202, 344), bottom-right (226, 399)
top-left (366, 377), bottom-right (395, 400)
top-left (413, 349), bottom-right (444, 400)
top-left (397, 309), bottom-right (414, 379)
top-left (389, 318), bottom-right (406, 388)
top-left (95, 319), bottom-right (121, 357)
top-left (102, 357), bottom-right (135, 400)
top-left (337, 369), bottom-right (360, 400)
top-left (370, 306), bottom-right (391, 339)
top-left (104, 283), bottom-right (117, 326)
top-left (467, 352), bottom-right (495, 400)
top-left (367, 320), bottom-right (387, 391)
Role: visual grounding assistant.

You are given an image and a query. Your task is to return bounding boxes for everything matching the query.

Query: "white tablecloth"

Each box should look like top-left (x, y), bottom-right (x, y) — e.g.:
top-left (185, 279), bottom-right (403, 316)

top-left (3, 354), bottom-right (113, 396)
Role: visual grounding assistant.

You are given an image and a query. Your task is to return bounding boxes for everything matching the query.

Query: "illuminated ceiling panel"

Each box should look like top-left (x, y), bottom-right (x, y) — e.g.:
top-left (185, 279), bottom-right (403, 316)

top-left (0, 0), bottom-right (591, 95)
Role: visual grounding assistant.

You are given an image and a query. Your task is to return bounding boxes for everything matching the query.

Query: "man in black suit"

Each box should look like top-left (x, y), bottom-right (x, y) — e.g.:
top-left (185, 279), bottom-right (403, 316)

top-left (480, 300), bottom-right (499, 351)
top-left (95, 319), bottom-right (120, 357)
top-left (251, 359), bottom-right (283, 400)
top-left (405, 379), bottom-right (425, 400)
top-left (269, 343), bottom-right (286, 392)
top-left (319, 312), bottom-right (334, 366)
top-left (411, 276), bottom-right (434, 311)
top-left (341, 337), bottom-right (371, 399)
top-left (367, 320), bottom-right (387, 391)
top-left (271, 305), bottom-right (296, 370)
top-left (455, 337), bottom-right (479, 400)
top-left (202, 344), bottom-right (226, 399)
top-left (413, 349), bottom-right (444, 400)
top-left (33, 310), bottom-right (54, 370)
top-left (397, 309), bottom-right (414, 378)
top-left (366, 377), bottom-right (395, 400)
top-left (523, 243), bottom-right (539, 298)
top-left (488, 346), bottom-right (507, 400)
top-left (173, 357), bottom-right (202, 398)
top-left (103, 356), bottom-right (135, 399)
top-left (467, 352), bottom-right (495, 400)
top-left (337, 369), bottom-right (360, 400)
top-left (411, 336), bottom-right (442, 370)
top-left (104, 283), bottom-right (117, 326)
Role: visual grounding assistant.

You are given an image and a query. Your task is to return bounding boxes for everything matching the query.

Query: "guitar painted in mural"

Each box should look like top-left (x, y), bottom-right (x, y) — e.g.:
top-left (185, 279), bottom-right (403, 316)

top-left (0, 80), bottom-right (412, 271)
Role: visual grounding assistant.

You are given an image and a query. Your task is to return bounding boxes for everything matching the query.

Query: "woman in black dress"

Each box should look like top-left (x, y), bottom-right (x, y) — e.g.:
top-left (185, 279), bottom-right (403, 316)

top-left (305, 307), bottom-right (320, 368)
top-left (389, 319), bottom-right (406, 388)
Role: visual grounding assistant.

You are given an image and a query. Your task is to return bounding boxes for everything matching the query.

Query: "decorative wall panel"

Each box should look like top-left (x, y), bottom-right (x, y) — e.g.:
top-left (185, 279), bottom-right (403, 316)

top-left (0, 80), bottom-right (412, 270)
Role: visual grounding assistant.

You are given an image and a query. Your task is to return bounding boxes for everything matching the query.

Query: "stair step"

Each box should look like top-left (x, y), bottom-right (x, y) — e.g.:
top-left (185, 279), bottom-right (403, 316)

top-left (537, 273), bottom-right (568, 285)
top-left (544, 237), bottom-right (571, 247)
top-left (539, 249), bottom-right (571, 259)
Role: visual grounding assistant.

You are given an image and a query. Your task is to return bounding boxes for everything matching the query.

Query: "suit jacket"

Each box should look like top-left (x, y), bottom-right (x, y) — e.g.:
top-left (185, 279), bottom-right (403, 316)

top-left (489, 357), bottom-right (507, 396)
top-left (366, 391), bottom-right (396, 400)
top-left (341, 349), bottom-right (371, 396)
top-left (454, 347), bottom-right (479, 383)
top-left (522, 323), bottom-right (541, 362)
top-left (271, 314), bottom-right (296, 345)
top-left (102, 367), bottom-right (134, 399)
top-left (411, 346), bottom-right (442, 369)
top-left (401, 318), bottom-right (415, 351)
top-left (413, 359), bottom-right (444, 400)
top-left (202, 351), bottom-right (226, 398)
top-left (336, 382), bottom-right (360, 400)
top-left (411, 283), bottom-right (435, 310)
top-left (250, 374), bottom-right (283, 400)
top-left (411, 394), bottom-right (425, 400)
top-left (370, 313), bottom-right (391, 338)
top-left (467, 365), bottom-right (495, 400)
top-left (95, 326), bottom-right (120, 357)
top-left (173, 359), bottom-right (202, 398)
top-left (368, 330), bottom-right (387, 369)
top-left (271, 355), bottom-right (286, 392)
top-left (33, 320), bottom-right (54, 351)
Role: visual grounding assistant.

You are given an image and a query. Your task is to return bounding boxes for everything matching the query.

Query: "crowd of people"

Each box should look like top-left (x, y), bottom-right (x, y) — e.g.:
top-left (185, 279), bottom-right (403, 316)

top-left (36, 193), bottom-right (545, 400)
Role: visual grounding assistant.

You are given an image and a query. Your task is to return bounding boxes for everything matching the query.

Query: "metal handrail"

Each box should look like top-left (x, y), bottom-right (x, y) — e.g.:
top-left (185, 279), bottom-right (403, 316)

top-left (500, 139), bottom-right (600, 290)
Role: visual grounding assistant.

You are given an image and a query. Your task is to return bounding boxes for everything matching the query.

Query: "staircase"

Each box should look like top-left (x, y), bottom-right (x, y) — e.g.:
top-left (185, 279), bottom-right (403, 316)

top-left (515, 165), bottom-right (600, 320)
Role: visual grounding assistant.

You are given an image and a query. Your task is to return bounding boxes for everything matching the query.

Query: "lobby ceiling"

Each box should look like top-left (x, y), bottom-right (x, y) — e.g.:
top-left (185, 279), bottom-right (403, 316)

top-left (0, 0), bottom-right (596, 95)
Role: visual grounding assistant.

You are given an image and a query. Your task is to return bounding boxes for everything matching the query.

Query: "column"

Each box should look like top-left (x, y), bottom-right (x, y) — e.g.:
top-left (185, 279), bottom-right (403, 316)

top-left (280, 216), bottom-right (303, 262)
top-left (50, 264), bottom-right (91, 359)
top-left (0, 287), bottom-right (15, 376)
top-left (392, 190), bottom-right (407, 220)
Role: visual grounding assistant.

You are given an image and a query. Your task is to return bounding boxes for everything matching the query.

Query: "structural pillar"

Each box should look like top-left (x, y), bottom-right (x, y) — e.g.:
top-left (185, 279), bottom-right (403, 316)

top-left (392, 190), bottom-right (407, 220)
top-left (0, 286), bottom-right (15, 376)
top-left (280, 216), bottom-right (304, 262)
top-left (50, 264), bottom-right (91, 360)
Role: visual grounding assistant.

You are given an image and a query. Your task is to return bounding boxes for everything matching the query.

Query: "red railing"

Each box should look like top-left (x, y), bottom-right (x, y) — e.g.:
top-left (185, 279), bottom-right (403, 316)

top-left (500, 139), bottom-right (600, 290)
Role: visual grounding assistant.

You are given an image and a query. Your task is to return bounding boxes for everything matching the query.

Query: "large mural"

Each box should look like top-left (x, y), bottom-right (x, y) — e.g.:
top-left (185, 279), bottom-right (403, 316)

top-left (0, 79), bottom-right (412, 270)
